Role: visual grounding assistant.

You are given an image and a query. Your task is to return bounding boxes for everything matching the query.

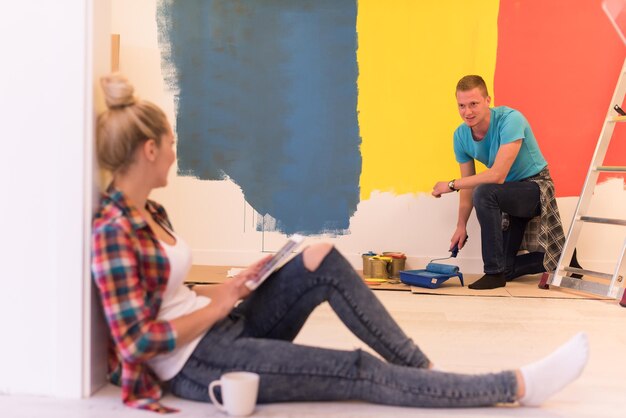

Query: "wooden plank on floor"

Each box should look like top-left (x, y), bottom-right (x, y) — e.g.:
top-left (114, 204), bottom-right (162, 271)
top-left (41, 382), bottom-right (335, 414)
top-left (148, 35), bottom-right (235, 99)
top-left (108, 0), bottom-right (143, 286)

top-left (187, 265), bottom-right (412, 291)
top-left (186, 265), bottom-right (233, 285)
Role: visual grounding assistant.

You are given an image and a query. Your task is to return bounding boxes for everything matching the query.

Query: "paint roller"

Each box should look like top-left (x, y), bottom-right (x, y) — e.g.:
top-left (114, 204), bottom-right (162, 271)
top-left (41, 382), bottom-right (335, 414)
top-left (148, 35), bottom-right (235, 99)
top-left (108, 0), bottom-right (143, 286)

top-left (425, 236), bottom-right (468, 275)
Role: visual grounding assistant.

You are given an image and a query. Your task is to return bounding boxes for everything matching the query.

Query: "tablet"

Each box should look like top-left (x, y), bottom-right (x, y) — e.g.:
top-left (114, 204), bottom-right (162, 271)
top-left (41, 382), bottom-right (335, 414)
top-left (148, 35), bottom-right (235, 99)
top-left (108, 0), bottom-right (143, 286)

top-left (245, 234), bottom-right (305, 290)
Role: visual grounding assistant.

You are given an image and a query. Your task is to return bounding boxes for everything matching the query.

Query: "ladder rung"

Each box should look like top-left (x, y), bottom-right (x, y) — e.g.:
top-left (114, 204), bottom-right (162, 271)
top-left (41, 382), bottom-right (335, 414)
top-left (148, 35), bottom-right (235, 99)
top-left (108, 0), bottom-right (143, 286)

top-left (578, 216), bottom-right (626, 226)
top-left (562, 267), bottom-right (614, 280)
top-left (595, 166), bottom-right (626, 172)
top-left (555, 275), bottom-right (619, 299)
top-left (611, 115), bottom-right (626, 122)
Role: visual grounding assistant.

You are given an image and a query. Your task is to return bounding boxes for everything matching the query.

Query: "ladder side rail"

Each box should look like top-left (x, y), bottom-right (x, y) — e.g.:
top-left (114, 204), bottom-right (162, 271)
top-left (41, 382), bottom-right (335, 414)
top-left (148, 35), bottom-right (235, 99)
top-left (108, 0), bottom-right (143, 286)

top-left (582, 56), bottom-right (626, 188)
top-left (551, 124), bottom-right (616, 285)
top-left (551, 57), bottom-right (626, 287)
top-left (552, 119), bottom-right (616, 285)
top-left (573, 56), bottom-right (626, 207)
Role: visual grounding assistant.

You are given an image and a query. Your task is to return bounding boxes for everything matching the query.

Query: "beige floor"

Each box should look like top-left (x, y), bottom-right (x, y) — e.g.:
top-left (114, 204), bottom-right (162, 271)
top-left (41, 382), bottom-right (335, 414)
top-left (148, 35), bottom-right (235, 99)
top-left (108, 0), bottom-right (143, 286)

top-left (2, 289), bottom-right (626, 418)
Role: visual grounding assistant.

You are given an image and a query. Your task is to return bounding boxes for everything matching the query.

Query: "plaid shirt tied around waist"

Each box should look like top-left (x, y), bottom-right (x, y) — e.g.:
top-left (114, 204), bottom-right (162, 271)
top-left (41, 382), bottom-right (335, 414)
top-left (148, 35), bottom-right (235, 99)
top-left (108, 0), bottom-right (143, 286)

top-left (503, 167), bottom-right (565, 271)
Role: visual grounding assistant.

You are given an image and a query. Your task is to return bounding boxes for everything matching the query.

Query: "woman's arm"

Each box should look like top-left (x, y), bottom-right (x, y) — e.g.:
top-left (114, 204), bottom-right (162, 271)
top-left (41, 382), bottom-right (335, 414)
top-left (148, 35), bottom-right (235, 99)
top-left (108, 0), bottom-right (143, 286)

top-left (171, 276), bottom-right (249, 346)
top-left (92, 224), bottom-right (176, 362)
top-left (173, 254), bottom-right (273, 346)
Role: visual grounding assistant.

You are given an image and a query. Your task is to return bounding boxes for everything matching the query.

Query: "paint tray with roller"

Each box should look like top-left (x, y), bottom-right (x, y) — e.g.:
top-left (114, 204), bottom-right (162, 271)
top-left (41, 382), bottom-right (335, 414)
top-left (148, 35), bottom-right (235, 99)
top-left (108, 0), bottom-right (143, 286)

top-left (399, 238), bottom-right (466, 289)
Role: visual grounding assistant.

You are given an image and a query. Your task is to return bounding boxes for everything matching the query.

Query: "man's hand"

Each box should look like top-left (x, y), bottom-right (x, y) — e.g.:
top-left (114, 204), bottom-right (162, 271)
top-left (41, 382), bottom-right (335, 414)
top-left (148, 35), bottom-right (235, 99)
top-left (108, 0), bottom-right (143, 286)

top-left (450, 227), bottom-right (468, 251)
top-left (432, 181), bottom-right (453, 198)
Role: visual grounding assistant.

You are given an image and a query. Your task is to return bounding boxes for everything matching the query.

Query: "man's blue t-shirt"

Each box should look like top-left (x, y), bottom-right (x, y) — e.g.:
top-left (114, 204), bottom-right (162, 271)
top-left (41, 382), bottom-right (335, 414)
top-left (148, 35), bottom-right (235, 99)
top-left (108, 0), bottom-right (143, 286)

top-left (453, 106), bottom-right (546, 182)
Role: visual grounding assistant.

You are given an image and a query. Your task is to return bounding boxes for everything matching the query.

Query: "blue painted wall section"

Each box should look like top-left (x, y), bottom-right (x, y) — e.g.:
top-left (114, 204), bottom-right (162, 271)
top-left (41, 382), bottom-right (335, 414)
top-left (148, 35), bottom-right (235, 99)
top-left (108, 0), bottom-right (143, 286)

top-left (157, 0), bottom-right (361, 235)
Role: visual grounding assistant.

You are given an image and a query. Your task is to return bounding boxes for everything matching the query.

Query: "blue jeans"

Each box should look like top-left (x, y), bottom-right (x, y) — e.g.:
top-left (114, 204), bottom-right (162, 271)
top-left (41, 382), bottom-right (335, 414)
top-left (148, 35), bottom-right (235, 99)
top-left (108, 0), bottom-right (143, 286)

top-left (473, 182), bottom-right (544, 277)
top-left (168, 248), bottom-right (518, 407)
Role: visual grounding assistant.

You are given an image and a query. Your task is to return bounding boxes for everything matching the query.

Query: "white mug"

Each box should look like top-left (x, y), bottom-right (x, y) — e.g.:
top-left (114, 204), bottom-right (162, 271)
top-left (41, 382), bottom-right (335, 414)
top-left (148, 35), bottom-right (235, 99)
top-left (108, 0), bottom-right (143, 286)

top-left (208, 371), bottom-right (260, 416)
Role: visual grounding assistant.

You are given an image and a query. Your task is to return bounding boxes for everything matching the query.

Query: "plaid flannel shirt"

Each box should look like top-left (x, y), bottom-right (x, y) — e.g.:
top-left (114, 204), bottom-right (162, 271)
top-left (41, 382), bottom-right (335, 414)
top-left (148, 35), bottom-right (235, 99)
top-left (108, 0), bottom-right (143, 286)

top-left (504, 167), bottom-right (565, 271)
top-left (91, 187), bottom-right (178, 413)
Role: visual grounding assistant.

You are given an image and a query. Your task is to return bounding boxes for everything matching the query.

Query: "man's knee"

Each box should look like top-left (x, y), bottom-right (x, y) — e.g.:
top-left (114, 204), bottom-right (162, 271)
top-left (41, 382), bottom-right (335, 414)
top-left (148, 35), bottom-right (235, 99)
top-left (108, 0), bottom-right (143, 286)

top-left (472, 183), bottom-right (498, 207)
top-left (303, 243), bottom-right (334, 272)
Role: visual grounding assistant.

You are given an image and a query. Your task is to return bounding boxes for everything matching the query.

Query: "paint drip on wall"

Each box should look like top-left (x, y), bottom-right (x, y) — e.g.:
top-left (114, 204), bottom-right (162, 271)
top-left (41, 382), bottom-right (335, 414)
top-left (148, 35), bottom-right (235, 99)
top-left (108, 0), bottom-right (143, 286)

top-left (157, 0), bottom-right (361, 235)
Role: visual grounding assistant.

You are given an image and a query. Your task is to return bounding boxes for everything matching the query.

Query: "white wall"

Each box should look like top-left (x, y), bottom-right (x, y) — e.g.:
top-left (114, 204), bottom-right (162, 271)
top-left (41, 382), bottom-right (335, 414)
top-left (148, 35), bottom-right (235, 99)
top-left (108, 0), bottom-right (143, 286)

top-left (112, 0), bottom-right (626, 275)
top-left (0, 0), bottom-right (109, 398)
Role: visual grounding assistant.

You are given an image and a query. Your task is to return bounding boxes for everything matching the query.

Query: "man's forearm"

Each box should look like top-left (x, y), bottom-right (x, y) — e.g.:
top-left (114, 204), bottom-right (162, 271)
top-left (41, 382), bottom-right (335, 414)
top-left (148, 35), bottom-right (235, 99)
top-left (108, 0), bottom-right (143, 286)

top-left (457, 190), bottom-right (473, 227)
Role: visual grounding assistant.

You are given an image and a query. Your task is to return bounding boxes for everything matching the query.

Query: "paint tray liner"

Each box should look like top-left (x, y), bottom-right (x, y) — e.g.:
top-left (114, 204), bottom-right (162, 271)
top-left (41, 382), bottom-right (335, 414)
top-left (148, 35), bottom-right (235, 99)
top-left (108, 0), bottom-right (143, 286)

top-left (399, 268), bottom-right (464, 289)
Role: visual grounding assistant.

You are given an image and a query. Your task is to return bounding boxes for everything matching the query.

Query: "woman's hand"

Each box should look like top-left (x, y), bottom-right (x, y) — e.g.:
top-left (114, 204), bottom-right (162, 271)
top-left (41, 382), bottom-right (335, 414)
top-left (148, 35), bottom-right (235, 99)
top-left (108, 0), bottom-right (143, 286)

top-left (205, 255), bottom-right (273, 317)
top-left (173, 255), bottom-right (274, 346)
top-left (172, 276), bottom-right (251, 347)
top-left (234, 254), bottom-right (274, 285)
top-left (204, 278), bottom-right (249, 318)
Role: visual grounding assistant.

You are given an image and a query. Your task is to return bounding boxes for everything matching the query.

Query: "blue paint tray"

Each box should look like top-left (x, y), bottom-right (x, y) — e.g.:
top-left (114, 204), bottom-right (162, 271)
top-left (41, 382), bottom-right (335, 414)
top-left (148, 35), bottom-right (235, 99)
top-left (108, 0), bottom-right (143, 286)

top-left (401, 241), bottom-right (467, 289)
top-left (399, 268), bottom-right (464, 289)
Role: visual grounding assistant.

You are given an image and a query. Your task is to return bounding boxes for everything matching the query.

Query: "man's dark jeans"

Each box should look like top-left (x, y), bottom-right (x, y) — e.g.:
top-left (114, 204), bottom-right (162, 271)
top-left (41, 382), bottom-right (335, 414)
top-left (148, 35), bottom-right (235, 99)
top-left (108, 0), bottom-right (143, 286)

top-left (472, 182), bottom-right (545, 278)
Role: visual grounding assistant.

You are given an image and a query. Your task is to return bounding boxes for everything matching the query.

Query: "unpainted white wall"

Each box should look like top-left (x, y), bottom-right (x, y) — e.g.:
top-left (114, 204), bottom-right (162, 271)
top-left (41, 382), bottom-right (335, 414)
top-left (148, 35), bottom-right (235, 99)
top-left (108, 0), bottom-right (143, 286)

top-left (0, 0), bottom-right (110, 398)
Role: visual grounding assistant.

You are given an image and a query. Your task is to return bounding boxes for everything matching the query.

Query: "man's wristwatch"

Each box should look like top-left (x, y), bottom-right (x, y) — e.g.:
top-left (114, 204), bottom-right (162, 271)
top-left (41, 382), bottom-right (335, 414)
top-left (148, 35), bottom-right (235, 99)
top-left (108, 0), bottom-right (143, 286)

top-left (448, 179), bottom-right (459, 192)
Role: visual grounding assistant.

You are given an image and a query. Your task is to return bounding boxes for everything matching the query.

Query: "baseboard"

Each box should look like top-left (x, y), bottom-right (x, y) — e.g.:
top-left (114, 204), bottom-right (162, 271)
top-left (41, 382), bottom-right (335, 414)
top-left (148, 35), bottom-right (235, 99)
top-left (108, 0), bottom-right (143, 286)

top-left (193, 249), bottom-right (485, 274)
top-left (192, 248), bottom-right (620, 276)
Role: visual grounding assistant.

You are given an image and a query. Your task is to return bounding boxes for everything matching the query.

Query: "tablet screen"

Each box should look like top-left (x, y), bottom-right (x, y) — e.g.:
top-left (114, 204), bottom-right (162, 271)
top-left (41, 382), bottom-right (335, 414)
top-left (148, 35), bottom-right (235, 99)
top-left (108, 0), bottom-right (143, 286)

top-left (245, 234), bottom-right (304, 290)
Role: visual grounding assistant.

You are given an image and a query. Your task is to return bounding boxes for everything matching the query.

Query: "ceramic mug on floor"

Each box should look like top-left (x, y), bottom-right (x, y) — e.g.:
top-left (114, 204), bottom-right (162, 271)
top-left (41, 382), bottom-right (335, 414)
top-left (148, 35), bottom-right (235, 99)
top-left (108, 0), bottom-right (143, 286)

top-left (208, 371), bottom-right (260, 416)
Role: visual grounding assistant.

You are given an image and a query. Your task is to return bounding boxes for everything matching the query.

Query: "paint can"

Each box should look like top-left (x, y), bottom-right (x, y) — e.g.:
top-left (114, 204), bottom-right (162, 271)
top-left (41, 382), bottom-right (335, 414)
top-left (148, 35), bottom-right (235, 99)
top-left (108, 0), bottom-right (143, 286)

top-left (370, 256), bottom-right (392, 279)
top-left (383, 252), bottom-right (407, 278)
top-left (361, 251), bottom-right (377, 278)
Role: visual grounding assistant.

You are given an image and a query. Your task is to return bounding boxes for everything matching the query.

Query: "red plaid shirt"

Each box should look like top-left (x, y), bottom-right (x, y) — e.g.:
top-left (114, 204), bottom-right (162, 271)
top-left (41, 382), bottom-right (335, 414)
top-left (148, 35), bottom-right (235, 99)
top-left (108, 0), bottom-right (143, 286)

top-left (91, 187), bottom-right (178, 413)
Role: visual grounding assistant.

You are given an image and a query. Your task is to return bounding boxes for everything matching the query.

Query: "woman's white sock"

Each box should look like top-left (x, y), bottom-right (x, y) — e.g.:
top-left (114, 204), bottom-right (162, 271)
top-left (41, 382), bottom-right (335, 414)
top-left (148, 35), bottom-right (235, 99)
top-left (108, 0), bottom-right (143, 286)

top-left (519, 332), bottom-right (589, 406)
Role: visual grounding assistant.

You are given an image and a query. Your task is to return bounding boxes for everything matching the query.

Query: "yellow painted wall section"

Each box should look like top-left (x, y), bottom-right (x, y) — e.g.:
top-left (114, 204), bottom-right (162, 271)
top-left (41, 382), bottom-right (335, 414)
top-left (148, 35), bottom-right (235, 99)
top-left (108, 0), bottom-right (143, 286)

top-left (357, 0), bottom-right (499, 200)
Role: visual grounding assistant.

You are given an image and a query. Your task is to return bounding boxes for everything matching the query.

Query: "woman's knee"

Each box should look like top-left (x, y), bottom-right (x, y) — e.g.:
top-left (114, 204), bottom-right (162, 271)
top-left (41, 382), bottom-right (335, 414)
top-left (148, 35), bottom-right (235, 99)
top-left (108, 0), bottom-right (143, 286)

top-left (302, 243), bottom-right (334, 272)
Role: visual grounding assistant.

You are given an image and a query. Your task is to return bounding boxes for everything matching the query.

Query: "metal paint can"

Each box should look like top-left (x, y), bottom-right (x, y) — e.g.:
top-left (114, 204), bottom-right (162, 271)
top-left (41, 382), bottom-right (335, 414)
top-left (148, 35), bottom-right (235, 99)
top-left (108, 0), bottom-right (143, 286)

top-left (383, 252), bottom-right (407, 278)
top-left (361, 251), bottom-right (376, 278)
top-left (370, 256), bottom-right (392, 279)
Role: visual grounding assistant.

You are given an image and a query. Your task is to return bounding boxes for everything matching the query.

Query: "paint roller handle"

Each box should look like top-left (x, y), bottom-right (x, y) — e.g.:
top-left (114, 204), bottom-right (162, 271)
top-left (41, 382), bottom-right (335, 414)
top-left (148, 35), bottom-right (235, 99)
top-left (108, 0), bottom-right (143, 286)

top-left (450, 235), bottom-right (468, 258)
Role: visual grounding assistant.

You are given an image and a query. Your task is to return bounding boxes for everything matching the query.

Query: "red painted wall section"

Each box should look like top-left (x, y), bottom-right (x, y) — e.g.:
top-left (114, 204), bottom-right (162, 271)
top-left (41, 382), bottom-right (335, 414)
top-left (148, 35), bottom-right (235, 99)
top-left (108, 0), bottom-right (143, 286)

top-left (495, 0), bottom-right (626, 196)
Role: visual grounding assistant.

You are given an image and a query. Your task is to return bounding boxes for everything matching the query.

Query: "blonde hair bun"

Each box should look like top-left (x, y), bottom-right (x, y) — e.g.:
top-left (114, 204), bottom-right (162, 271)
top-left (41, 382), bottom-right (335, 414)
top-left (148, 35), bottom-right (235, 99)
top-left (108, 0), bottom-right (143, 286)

top-left (96, 73), bottom-right (169, 173)
top-left (101, 73), bottom-right (137, 109)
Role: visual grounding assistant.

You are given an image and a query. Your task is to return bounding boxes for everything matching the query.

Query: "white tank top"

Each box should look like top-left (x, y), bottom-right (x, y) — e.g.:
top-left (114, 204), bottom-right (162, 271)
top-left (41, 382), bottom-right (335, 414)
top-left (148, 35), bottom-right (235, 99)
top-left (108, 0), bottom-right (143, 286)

top-left (147, 231), bottom-right (210, 381)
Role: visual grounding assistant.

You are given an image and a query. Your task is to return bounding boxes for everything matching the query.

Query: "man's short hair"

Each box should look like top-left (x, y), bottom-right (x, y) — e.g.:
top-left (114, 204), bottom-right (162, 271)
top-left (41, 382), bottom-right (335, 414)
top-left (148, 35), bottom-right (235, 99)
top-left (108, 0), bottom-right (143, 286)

top-left (456, 75), bottom-right (489, 97)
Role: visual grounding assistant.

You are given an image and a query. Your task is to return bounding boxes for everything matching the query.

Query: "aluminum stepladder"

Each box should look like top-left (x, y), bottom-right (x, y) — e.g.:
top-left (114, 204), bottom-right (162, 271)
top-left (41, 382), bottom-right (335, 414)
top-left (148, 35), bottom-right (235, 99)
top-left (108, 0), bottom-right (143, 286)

top-left (538, 57), bottom-right (626, 306)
